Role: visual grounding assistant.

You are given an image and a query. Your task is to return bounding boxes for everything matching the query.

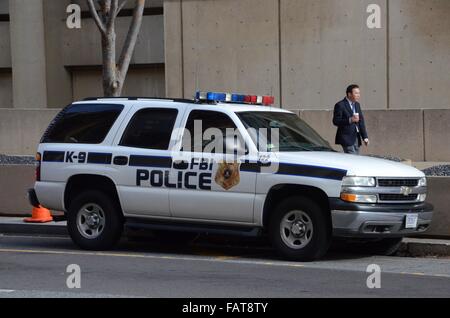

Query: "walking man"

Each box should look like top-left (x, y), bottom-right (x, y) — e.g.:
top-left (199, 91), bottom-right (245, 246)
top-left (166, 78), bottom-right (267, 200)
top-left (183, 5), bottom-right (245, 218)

top-left (333, 84), bottom-right (369, 154)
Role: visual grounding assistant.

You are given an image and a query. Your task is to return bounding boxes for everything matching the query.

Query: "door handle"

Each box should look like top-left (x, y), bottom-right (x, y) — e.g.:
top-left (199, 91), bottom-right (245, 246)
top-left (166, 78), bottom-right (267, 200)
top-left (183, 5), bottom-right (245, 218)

top-left (113, 156), bottom-right (129, 166)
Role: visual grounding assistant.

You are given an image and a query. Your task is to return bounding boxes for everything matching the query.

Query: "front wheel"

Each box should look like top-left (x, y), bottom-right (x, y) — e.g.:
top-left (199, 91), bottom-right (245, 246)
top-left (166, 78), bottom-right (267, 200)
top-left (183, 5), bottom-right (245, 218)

top-left (269, 196), bottom-right (331, 261)
top-left (67, 190), bottom-right (124, 250)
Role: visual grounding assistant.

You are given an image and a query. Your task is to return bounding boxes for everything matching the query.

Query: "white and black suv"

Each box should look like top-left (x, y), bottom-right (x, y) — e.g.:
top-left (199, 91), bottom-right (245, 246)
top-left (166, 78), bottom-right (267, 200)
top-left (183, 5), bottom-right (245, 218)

top-left (29, 94), bottom-right (433, 261)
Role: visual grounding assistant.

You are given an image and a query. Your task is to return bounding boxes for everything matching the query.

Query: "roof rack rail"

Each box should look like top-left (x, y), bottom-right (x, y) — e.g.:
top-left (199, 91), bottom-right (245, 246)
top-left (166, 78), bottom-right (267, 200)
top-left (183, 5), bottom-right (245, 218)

top-left (82, 96), bottom-right (195, 103)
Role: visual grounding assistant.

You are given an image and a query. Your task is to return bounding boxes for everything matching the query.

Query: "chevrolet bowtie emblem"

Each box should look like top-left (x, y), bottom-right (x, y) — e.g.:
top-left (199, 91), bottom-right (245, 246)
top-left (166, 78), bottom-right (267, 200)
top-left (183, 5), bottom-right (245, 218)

top-left (400, 186), bottom-right (413, 196)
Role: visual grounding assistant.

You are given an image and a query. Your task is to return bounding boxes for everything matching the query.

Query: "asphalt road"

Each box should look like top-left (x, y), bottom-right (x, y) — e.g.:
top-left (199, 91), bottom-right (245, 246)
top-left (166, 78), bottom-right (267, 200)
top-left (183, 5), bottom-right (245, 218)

top-left (0, 233), bottom-right (449, 298)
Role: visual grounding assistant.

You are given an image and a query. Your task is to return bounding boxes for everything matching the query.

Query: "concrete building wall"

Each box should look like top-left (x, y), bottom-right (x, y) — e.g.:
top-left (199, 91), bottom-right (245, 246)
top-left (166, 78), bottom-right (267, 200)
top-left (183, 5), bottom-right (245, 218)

top-left (180, 0), bottom-right (281, 103)
top-left (62, 15), bottom-right (165, 66)
top-left (281, 0), bottom-right (387, 110)
top-left (0, 72), bottom-right (12, 108)
top-left (165, 0), bottom-right (450, 111)
top-left (9, 0), bottom-right (48, 109)
top-left (0, 0), bottom-right (166, 110)
top-left (72, 66), bottom-right (165, 100)
top-left (389, 0), bottom-right (450, 110)
top-left (0, 0), bottom-right (8, 14)
top-left (0, 21), bottom-right (11, 68)
top-left (163, 0), bottom-right (183, 98)
top-left (43, 0), bottom-right (73, 109)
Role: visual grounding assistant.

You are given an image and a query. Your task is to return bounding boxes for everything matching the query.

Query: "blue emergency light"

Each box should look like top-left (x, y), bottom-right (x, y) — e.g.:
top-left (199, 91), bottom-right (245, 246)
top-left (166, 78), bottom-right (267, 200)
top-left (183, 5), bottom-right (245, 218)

top-left (195, 91), bottom-right (274, 106)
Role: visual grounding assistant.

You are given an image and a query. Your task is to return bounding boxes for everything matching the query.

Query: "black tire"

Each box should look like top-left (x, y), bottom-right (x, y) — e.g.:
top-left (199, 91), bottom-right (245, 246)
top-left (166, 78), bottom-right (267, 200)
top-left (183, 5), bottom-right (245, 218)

top-left (67, 190), bottom-right (124, 251)
top-left (269, 196), bottom-right (331, 261)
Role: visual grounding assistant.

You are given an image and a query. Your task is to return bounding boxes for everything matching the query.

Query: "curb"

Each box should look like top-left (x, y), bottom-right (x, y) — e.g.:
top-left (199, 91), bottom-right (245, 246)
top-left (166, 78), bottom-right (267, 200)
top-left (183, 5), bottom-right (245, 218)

top-left (398, 238), bottom-right (450, 258)
top-left (0, 218), bottom-right (68, 236)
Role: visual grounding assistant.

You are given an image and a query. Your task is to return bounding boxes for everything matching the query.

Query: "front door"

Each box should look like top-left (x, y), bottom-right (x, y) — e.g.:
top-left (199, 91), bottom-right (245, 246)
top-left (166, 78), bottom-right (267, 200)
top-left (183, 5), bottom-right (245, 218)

top-left (169, 109), bottom-right (257, 223)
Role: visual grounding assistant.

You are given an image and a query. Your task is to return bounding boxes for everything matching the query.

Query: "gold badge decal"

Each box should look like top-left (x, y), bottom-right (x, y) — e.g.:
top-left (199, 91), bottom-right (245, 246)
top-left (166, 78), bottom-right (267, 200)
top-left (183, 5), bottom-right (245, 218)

top-left (215, 162), bottom-right (240, 190)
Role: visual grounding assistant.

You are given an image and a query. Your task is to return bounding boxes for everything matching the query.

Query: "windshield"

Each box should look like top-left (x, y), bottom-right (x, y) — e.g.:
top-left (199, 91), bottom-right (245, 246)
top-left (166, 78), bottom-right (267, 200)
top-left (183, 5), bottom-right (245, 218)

top-left (237, 111), bottom-right (333, 152)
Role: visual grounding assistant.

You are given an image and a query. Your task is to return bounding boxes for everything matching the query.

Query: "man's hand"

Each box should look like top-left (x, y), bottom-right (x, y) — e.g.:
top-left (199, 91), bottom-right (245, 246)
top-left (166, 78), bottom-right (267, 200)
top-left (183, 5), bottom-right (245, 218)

top-left (351, 115), bottom-right (360, 123)
top-left (364, 138), bottom-right (370, 146)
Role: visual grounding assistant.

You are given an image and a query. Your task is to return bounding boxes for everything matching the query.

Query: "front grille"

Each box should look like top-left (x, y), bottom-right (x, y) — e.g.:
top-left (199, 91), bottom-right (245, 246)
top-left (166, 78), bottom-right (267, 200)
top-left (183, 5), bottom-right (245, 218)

top-left (379, 194), bottom-right (418, 201)
top-left (377, 179), bottom-right (419, 187)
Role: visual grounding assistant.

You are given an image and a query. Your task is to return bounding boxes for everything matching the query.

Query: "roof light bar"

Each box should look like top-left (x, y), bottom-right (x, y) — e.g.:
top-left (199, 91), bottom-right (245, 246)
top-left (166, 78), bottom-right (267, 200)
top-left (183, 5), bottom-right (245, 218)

top-left (196, 91), bottom-right (275, 106)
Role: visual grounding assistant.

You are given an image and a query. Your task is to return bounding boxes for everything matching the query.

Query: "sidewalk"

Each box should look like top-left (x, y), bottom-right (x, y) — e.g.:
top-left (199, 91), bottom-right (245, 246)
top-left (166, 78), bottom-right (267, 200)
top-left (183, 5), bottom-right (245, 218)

top-left (0, 216), bottom-right (449, 258)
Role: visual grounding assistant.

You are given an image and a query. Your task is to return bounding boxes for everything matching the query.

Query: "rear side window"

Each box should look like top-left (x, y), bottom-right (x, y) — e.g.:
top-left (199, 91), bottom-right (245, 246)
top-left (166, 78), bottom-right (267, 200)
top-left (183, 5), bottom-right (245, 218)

top-left (120, 108), bottom-right (178, 150)
top-left (41, 103), bottom-right (124, 144)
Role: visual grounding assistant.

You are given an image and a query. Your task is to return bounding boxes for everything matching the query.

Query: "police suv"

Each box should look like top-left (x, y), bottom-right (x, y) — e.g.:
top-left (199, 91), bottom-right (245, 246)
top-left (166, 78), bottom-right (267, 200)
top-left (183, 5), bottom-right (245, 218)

top-left (29, 92), bottom-right (434, 261)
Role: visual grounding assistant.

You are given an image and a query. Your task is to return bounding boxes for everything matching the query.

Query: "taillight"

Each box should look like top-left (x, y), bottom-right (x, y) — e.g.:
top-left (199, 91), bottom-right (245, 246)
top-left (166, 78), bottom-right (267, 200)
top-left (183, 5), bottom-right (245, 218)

top-left (35, 152), bottom-right (41, 181)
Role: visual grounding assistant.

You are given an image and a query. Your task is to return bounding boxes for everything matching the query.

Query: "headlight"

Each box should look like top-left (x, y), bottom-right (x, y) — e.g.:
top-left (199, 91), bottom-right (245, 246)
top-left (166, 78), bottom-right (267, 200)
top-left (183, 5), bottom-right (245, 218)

top-left (341, 176), bottom-right (376, 187)
top-left (340, 193), bottom-right (377, 203)
top-left (418, 177), bottom-right (427, 187)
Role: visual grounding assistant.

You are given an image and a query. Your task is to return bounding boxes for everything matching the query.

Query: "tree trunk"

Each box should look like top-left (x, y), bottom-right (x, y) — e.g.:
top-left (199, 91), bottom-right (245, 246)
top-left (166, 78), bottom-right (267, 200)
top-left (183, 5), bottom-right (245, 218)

top-left (102, 32), bottom-right (121, 96)
top-left (87, 0), bottom-right (145, 97)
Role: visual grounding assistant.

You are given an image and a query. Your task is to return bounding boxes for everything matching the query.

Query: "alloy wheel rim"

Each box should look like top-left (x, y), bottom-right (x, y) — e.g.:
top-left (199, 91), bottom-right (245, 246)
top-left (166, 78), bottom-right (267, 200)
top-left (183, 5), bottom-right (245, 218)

top-left (280, 210), bottom-right (313, 249)
top-left (76, 203), bottom-right (106, 239)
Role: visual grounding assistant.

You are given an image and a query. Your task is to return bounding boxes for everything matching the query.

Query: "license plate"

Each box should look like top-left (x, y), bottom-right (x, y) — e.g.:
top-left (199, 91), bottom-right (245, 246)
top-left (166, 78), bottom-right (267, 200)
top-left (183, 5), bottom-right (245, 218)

top-left (405, 214), bottom-right (418, 229)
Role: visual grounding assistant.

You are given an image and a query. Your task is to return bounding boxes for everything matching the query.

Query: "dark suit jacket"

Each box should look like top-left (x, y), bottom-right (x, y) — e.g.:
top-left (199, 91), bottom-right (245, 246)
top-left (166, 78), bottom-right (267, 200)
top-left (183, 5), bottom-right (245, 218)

top-left (333, 98), bottom-right (369, 147)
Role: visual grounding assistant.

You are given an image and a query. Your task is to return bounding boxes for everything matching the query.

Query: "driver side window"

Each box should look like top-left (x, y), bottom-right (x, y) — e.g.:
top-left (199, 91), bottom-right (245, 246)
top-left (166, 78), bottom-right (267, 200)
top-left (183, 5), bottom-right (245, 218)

top-left (181, 110), bottom-right (244, 154)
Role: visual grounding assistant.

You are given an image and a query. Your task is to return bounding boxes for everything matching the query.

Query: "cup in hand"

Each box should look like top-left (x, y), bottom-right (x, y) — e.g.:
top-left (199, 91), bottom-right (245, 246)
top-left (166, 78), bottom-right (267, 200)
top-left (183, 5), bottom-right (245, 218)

top-left (353, 113), bottom-right (360, 122)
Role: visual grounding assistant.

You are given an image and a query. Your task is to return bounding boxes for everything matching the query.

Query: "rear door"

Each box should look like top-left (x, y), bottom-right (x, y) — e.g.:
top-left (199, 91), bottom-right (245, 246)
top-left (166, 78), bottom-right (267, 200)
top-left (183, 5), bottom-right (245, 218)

top-left (110, 105), bottom-right (185, 217)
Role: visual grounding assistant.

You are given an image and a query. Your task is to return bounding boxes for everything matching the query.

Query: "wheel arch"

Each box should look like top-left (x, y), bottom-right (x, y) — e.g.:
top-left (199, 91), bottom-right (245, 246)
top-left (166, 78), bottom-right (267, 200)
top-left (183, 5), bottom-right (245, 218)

top-left (262, 184), bottom-right (332, 230)
top-left (64, 174), bottom-right (123, 217)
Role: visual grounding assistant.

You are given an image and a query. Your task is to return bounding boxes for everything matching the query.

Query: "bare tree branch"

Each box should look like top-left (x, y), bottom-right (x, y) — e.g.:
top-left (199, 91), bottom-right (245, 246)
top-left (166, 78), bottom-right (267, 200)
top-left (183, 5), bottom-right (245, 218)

top-left (117, 0), bottom-right (145, 79)
top-left (116, 0), bottom-right (129, 16)
top-left (87, 0), bottom-right (107, 35)
top-left (107, 0), bottom-right (119, 31)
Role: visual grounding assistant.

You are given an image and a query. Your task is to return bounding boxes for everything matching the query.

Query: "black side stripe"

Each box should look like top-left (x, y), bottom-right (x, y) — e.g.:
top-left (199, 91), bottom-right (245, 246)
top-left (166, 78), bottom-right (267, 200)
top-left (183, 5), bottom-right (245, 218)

top-left (87, 153), bottom-right (113, 164)
top-left (276, 163), bottom-right (347, 181)
top-left (43, 151), bottom-right (65, 162)
top-left (240, 161), bottom-right (346, 180)
top-left (129, 155), bottom-right (172, 168)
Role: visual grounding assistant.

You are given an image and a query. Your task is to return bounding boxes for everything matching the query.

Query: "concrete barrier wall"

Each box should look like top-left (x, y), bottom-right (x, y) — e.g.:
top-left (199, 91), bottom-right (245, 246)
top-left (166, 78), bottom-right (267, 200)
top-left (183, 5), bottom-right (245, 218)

top-left (1, 165), bottom-right (448, 238)
top-left (0, 165), bottom-right (35, 216)
top-left (300, 109), bottom-right (426, 161)
top-left (0, 109), bottom-right (59, 155)
top-left (423, 177), bottom-right (450, 238)
top-left (1, 108), bottom-right (450, 161)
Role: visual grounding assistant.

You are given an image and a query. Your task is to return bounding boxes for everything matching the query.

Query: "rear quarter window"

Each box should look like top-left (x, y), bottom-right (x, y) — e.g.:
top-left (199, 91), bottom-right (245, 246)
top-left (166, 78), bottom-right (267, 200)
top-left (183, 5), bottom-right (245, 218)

top-left (41, 103), bottom-right (124, 144)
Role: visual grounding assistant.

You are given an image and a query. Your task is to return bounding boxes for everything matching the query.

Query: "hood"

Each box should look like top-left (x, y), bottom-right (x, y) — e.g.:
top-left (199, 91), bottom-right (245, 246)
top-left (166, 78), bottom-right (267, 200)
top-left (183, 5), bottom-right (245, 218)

top-left (273, 152), bottom-right (424, 178)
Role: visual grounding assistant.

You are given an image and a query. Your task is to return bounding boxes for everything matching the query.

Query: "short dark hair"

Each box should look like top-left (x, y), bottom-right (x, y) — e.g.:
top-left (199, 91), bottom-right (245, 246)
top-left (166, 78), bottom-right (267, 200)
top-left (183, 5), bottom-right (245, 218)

top-left (346, 84), bottom-right (360, 96)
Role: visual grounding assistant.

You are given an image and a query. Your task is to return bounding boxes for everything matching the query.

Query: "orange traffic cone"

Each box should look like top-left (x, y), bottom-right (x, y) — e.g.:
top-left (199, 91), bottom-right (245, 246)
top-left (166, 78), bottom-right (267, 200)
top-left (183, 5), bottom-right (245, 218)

top-left (24, 205), bottom-right (53, 223)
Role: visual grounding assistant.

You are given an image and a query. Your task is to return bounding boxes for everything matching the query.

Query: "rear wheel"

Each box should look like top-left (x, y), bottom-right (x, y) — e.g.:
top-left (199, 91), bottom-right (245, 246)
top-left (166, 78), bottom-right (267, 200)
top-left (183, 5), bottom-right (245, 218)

top-left (269, 196), bottom-right (331, 261)
top-left (67, 190), bottom-right (123, 250)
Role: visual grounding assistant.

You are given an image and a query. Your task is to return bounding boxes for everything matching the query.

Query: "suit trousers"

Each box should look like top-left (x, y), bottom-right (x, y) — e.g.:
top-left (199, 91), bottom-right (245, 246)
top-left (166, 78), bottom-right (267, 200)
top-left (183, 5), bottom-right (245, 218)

top-left (342, 138), bottom-right (360, 155)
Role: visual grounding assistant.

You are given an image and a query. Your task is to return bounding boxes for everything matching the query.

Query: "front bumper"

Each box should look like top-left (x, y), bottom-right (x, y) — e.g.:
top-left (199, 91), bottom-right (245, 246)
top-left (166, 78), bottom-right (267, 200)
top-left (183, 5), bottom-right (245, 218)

top-left (329, 199), bottom-right (434, 238)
